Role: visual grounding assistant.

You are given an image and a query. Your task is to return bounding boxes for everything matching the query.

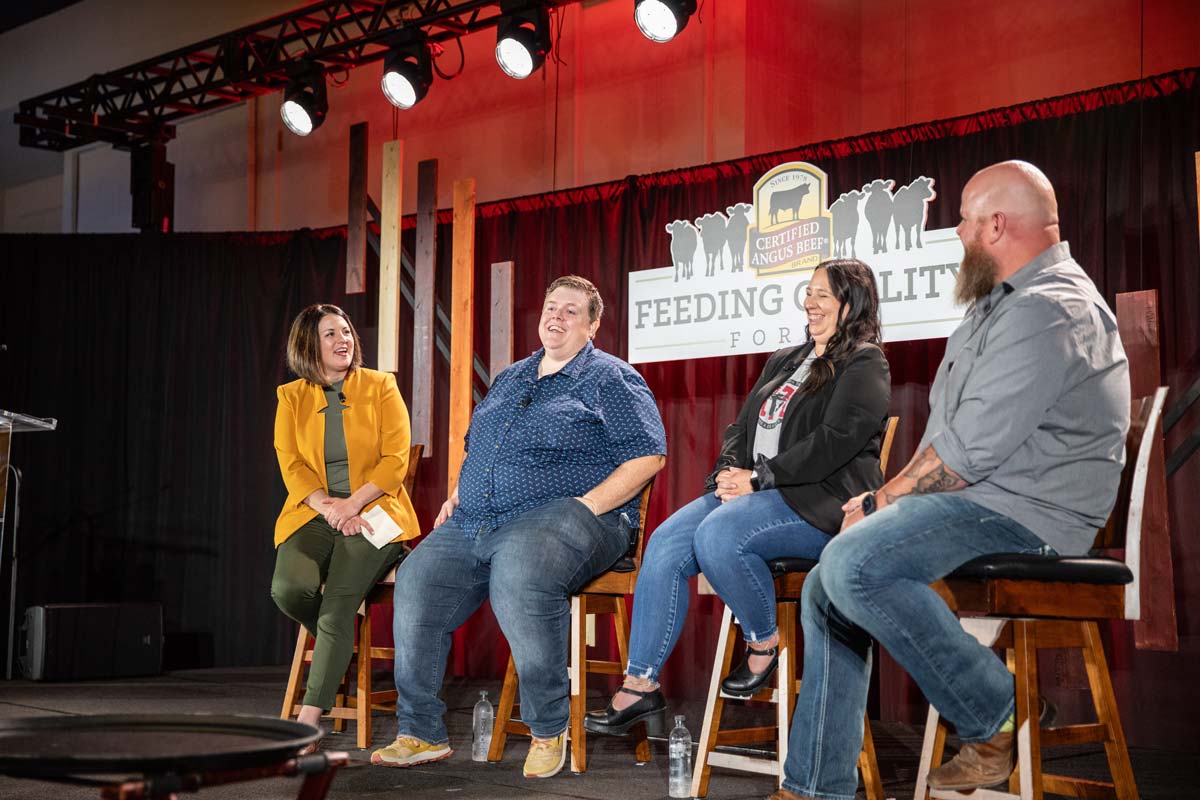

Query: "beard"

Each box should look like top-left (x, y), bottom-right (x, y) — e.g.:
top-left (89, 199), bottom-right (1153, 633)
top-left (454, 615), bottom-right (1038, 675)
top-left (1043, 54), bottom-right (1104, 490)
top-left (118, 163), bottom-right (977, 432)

top-left (955, 240), bottom-right (999, 306)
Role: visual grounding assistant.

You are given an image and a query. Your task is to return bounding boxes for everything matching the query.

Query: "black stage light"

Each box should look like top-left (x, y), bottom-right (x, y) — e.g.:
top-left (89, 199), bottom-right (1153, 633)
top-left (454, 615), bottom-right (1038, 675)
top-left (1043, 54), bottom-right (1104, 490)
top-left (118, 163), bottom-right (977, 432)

top-left (280, 69), bottom-right (328, 136)
top-left (634, 0), bottom-right (697, 43)
top-left (495, 5), bottom-right (551, 79)
top-left (381, 35), bottom-right (433, 109)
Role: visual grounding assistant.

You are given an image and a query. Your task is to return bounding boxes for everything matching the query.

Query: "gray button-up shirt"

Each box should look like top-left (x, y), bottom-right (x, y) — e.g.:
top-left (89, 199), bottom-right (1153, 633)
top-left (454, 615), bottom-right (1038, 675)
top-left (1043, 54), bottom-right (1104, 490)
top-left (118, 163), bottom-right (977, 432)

top-left (917, 241), bottom-right (1130, 555)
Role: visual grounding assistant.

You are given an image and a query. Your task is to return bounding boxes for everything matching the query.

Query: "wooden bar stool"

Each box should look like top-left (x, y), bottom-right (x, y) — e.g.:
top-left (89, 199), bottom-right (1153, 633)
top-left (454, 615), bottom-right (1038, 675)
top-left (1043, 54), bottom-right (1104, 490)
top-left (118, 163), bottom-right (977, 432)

top-left (280, 443), bottom-right (422, 750)
top-left (692, 416), bottom-right (898, 798)
top-left (488, 479), bottom-right (656, 773)
top-left (913, 390), bottom-right (1166, 800)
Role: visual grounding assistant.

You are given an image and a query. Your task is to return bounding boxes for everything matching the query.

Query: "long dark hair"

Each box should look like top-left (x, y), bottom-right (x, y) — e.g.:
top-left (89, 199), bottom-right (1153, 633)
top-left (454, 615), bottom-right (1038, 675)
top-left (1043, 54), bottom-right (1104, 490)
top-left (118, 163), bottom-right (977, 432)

top-left (798, 258), bottom-right (882, 395)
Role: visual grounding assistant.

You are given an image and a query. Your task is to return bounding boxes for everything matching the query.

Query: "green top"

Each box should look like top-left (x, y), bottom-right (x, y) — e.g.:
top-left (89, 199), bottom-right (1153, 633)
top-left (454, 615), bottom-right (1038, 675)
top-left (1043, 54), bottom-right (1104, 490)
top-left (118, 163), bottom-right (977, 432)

top-left (321, 379), bottom-right (352, 498)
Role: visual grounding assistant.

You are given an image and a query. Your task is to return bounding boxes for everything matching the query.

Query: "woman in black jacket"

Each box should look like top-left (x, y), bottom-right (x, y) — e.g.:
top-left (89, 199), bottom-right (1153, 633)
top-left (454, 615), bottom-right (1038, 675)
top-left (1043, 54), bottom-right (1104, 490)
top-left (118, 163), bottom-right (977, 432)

top-left (584, 258), bottom-right (891, 735)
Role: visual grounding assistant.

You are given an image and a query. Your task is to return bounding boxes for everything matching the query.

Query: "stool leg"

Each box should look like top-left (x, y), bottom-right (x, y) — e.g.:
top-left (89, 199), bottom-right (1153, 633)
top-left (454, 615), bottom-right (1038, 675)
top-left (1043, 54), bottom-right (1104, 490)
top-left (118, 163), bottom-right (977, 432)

top-left (775, 601), bottom-right (798, 784)
top-left (1011, 620), bottom-right (1043, 800)
top-left (570, 594), bottom-right (588, 773)
top-left (912, 703), bottom-right (946, 800)
top-left (1081, 621), bottom-right (1137, 800)
top-left (356, 609), bottom-right (372, 750)
top-left (691, 605), bottom-right (738, 799)
top-left (282, 628), bottom-right (309, 719)
top-left (858, 712), bottom-right (884, 800)
top-left (488, 655), bottom-right (519, 762)
top-left (612, 594), bottom-right (652, 763)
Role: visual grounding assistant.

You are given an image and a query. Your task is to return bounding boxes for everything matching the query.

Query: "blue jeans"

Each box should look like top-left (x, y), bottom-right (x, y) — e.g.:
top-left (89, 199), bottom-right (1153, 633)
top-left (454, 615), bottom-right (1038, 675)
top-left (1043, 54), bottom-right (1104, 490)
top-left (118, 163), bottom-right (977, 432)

top-left (391, 497), bottom-right (626, 743)
top-left (781, 494), bottom-right (1050, 800)
top-left (626, 490), bottom-right (832, 681)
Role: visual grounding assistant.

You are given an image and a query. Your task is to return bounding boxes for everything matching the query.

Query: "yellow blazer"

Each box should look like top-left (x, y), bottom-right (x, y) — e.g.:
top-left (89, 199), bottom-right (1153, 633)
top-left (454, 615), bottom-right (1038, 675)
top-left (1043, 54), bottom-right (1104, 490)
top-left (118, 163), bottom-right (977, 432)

top-left (273, 368), bottom-right (421, 547)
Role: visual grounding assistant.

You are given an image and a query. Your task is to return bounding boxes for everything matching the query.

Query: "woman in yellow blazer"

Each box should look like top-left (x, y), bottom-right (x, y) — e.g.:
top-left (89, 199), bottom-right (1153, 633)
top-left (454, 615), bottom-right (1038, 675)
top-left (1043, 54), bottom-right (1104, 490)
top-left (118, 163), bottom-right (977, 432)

top-left (271, 303), bottom-right (420, 737)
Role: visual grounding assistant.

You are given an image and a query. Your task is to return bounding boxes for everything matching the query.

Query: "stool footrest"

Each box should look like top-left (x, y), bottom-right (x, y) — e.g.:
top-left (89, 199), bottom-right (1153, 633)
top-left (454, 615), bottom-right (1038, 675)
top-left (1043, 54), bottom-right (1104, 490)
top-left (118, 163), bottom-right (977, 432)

top-left (1041, 722), bottom-right (1108, 747)
top-left (706, 751), bottom-right (779, 776)
top-left (714, 726), bottom-right (777, 746)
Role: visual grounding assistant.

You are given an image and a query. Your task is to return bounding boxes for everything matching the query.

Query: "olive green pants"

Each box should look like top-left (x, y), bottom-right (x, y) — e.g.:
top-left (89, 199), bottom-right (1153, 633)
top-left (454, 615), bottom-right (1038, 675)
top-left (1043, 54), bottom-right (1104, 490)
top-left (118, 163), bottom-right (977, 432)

top-left (271, 516), bottom-right (406, 711)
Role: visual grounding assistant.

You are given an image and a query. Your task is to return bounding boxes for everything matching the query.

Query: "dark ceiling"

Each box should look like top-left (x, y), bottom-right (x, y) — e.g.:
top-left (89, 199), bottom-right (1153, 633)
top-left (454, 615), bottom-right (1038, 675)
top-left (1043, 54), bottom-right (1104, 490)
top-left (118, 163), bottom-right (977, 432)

top-left (1, 0), bottom-right (86, 36)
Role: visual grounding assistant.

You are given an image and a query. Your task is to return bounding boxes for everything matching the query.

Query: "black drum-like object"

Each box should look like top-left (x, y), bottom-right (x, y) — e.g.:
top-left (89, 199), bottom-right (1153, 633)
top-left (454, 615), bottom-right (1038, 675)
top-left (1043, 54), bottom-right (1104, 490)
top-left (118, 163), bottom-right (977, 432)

top-left (0, 713), bottom-right (320, 778)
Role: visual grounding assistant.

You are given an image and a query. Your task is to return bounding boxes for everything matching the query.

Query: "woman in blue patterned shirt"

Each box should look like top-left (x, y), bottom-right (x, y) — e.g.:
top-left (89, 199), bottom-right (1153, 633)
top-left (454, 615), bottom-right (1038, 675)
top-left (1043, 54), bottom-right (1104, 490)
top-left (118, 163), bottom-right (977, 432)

top-left (373, 276), bottom-right (667, 780)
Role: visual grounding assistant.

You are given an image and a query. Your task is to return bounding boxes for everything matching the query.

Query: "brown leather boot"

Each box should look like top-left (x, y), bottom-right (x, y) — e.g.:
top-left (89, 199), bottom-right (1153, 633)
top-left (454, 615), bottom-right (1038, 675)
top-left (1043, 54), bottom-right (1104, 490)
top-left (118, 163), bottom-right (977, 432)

top-left (768, 789), bottom-right (816, 800)
top-left (926, 728), bottom-right (1014, 790)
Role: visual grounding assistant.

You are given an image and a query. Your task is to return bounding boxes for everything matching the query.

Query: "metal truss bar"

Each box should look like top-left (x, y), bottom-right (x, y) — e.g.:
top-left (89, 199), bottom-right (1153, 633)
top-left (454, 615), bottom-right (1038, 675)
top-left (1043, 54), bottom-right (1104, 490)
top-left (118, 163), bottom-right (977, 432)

top-left (16, 0), bottom-right (577, 151)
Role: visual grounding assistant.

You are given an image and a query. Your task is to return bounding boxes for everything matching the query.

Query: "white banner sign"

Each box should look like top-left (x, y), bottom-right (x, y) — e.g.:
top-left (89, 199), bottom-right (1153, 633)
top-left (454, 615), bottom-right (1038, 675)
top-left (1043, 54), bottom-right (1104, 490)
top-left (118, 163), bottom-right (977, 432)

top-left (627, 162), bottom-right (967, 364)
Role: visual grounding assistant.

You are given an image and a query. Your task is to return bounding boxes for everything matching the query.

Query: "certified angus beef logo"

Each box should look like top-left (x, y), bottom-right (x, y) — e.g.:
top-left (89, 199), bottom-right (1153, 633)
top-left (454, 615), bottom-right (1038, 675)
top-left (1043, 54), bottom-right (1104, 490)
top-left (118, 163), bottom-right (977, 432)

top-left (748, 164), bottom-right (833, 276)
top-left (629, 160), bottom-right (966, 365)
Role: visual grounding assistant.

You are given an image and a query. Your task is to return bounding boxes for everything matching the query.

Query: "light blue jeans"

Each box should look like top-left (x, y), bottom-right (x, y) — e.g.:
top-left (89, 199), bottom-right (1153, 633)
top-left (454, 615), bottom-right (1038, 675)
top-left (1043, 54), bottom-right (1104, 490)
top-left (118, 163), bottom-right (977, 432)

top-left (391, 497), bottom-right (626, 743)
top-left (781, 493), bottom-right (1050, 800)
top-left (626, 490), bottom-right (832, 681)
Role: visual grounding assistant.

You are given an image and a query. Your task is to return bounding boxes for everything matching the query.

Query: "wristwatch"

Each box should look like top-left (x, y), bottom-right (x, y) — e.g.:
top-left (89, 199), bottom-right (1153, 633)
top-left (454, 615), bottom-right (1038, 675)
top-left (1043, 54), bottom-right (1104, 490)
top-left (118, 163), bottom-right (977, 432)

top-left (749, 470), bottom-right (761, 492)
top-left (861, 491), bottom-right (877, 516)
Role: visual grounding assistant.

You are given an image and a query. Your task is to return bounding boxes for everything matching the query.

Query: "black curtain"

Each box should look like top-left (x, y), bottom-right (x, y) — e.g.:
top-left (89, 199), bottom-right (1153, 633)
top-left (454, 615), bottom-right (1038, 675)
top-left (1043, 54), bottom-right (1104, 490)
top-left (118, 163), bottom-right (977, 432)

top-left (0, 229), bottom-right (379, 668)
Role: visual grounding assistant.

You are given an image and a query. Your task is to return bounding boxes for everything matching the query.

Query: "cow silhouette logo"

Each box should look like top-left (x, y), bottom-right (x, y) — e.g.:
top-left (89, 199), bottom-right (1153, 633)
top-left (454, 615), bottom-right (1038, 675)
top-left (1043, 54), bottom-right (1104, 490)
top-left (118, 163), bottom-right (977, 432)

top-left (747, 163), bottom-right (832, 277)
top-left (725, 203), bottom-right (753, 272)
top-left (665, 219), bottom-right (699, 282)
top-left (863, 179), bottom-right (895, 255)
top-left (892, 176), bottom-right (937, 250)
top-left (696, 212), bottom-right (729, 276)
top-left (829, 189), bottom-right (865, 258)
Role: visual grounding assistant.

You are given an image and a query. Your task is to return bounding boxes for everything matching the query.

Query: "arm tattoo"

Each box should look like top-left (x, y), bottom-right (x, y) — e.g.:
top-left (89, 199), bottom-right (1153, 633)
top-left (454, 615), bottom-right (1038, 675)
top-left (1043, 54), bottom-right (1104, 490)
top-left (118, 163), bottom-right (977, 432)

top-left (913, 463), bottom-right (965, 494)
top-left (891, 445), bottom-right (966, 501)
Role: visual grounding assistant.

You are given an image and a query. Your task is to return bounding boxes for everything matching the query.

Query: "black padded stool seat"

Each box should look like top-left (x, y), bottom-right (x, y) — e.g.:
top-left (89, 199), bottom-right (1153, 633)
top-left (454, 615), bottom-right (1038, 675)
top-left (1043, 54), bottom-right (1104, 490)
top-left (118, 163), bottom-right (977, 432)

top-left (768, 556), bottom-right (818, 575)
top-left (951, 553), bottom-right (1133, 584)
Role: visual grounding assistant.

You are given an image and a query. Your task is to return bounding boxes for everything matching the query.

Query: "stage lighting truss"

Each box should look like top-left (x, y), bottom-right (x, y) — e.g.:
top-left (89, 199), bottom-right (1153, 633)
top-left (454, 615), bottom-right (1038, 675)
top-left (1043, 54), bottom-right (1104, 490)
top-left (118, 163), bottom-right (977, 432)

top-left (280, 68), bottom-right (328, 136)
top-left (381, 35), bottom-right (434, 109)
top-left (495, 4), bottom-right (552, 79)
top-left (634, 0), bottom-right (696, 43)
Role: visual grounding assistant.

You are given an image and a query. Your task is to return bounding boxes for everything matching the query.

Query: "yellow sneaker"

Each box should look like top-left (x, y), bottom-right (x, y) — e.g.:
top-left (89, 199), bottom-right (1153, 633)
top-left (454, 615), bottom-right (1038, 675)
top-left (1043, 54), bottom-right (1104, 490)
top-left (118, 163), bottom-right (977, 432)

top-left (370, 735), bottom-right (453, 768)
top-left (523, 732), bottom-right (567, 778)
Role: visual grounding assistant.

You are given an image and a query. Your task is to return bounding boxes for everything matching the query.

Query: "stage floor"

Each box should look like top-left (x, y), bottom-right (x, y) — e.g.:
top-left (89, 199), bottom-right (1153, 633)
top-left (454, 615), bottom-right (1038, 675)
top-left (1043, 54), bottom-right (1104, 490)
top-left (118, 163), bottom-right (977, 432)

top-left (0, 666), bottom-right (1189, 799)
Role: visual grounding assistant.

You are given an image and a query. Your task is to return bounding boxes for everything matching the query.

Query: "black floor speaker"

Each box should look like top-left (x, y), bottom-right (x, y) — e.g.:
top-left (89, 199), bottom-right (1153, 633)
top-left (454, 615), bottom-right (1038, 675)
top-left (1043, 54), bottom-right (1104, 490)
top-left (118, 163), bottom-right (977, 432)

top-left (20, 602), bottom-right (163, 681)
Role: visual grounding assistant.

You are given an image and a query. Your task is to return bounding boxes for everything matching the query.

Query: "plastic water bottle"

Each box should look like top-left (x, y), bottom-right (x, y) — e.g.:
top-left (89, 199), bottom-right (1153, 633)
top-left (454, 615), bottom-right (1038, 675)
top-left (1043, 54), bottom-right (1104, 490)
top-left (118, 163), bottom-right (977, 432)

top-left (668, 714), bottom-right (692, 798)
top-left (472, 690), bottom-right (494, 761)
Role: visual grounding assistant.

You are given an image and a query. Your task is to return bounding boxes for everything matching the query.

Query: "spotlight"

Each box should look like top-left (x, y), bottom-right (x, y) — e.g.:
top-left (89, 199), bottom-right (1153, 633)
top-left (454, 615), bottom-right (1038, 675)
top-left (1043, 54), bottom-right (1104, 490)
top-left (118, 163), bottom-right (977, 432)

top-left (381, 35), bottom-right (433, 109)
top-left (280, 69), bottom-right (328, 136)
top-left (634, 0), bottom-right (696, 43)
top-left (495, 5), bottom-right (551, 80)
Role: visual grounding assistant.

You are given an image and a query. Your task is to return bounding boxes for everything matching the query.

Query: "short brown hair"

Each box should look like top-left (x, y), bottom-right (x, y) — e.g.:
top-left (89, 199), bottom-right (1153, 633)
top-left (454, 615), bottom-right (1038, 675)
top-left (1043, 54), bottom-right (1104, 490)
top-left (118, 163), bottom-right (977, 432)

top-left (545, 275), bottom-right (603, 323)
top-left (286, 304), bottom-right (364, 385)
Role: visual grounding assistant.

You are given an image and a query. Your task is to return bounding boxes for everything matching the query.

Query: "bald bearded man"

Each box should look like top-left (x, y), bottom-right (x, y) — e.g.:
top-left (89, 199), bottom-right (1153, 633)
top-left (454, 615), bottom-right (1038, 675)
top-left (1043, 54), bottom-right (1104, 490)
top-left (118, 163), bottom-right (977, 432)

top-left (770, 161), bottom-right (1130, 800)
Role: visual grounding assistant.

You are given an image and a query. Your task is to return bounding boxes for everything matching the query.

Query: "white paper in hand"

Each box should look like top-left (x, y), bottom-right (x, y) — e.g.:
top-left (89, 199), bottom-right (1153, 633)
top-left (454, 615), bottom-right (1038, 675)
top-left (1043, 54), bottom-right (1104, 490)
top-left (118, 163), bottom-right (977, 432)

top-left (360, 505), bottom-right (403, 549)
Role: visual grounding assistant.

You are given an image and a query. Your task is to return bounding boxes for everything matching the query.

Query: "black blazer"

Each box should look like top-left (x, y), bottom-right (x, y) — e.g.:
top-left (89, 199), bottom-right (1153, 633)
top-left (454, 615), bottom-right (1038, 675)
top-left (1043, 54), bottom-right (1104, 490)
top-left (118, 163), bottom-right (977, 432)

top-left (706, 341), bottom-right (891, 534)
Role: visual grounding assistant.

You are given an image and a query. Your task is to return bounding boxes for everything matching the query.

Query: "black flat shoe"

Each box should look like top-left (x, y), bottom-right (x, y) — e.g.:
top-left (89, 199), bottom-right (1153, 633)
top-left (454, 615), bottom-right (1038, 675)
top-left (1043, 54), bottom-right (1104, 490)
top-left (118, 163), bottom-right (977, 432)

top-left (721, 644), bottom-right (779, 697)
top-left (583, 687), bottom-right (666, 736)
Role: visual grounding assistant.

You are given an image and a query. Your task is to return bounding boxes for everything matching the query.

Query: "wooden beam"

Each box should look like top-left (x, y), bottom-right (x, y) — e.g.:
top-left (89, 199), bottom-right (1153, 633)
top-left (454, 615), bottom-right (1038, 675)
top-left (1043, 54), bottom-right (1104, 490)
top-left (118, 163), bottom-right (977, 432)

top-left (447, 178), bottom-right (476, 493)
top-left (345, 122), bottom-right (368, 295)
top-left (377, 140), bottom-right (404, 372)
top-left (1115, 290), bottom-right (1178, 651)
top-left (489, 261), bottom-right (514, 382)
top-left (412, 159), bottom-right (438, 453)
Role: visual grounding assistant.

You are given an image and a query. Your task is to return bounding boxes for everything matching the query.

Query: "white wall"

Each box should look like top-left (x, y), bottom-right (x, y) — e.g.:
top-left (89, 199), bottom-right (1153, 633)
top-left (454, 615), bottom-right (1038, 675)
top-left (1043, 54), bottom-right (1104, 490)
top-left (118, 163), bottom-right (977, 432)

top-left (1, 173), bottom-right (62, 233)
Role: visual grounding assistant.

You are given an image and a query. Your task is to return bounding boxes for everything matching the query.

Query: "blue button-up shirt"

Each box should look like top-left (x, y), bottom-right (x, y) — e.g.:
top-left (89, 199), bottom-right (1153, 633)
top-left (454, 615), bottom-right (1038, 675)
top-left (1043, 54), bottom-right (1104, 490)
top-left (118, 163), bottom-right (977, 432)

top-left (455, 341), bottom-right (667, 536)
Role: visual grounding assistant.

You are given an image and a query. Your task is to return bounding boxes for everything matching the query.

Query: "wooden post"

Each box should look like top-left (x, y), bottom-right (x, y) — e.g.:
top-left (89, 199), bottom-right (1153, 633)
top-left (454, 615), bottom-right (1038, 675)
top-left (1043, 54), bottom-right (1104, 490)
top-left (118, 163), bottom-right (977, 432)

top-left (490, 261), bottom-right (514, 382)
top-left (377, 140), bottom-right (404, 372)
top-left (447, 179), bottom-right (476, 493)
top-left (412, 159), bottom-right (439, 453)
top-left (345, 122), bottom-right (368, 295)
top-left (1115, 290), bottom-right (1178, 651)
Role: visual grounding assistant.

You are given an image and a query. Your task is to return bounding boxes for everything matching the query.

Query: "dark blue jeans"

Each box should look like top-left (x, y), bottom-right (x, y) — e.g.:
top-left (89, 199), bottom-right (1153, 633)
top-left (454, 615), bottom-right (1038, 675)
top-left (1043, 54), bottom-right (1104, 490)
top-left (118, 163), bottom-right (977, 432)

top-left (781, 494), bottom-right (1049, 800)
top-left (391, 497), bottom-right (626, 743)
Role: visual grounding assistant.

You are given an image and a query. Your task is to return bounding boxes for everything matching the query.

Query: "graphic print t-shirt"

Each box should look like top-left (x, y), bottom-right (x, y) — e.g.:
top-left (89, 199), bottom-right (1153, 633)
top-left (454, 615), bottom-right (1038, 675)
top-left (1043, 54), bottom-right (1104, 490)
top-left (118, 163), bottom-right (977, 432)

top-left (752, 355), bottom-right (815, 461)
